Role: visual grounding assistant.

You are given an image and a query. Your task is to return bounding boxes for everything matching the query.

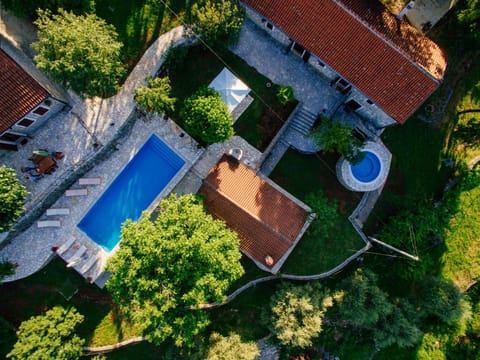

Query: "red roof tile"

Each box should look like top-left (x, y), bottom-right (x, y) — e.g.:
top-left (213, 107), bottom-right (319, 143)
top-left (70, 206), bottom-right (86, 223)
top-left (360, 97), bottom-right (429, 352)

top-left (0, 49), bottom-right (48, 133)
top-left (200, 155), bottom-right (309, 271)
top-left (243, 0), bottom-right (447, 123)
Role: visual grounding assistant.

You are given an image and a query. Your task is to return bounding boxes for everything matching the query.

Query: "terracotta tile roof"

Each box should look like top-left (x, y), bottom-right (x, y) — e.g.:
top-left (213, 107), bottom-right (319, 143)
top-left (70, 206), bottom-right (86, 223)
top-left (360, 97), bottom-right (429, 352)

top-left (243, 0), bottom-right (447, 123)
top-left (199, 155), bottom-right (309, 271)
top-left (0, 49), bottom-right (48, 133)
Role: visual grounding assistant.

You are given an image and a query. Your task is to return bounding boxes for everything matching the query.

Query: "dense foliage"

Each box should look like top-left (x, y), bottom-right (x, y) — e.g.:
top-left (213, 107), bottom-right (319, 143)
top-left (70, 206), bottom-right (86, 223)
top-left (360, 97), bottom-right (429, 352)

top-left (204, 332), bottom-right (259, 360)
top-left (181, 87), bottom-right (234, 144)
top-left (191, 0), bottom-right (245, 46)
top-left (458, 0), bottom-right (480, 47)
top-left (106, 194), bottom-right (244, 348)
top-left (304, 191), bottom-right (338, 239)
top-left (0, 0), bottom-right (93, 19)
top-left (32, 9), bottom-right (126, 98)
top-left (7, 306), bottom-right (84, 360)
top-left (310, 116), bottom-right (363, 163)
top-left (264, 282), bottom-right (333, 349)
top-left (134, 77), bottom-right (175, 116)
top-left (0, 167), bottom-right (28, 233)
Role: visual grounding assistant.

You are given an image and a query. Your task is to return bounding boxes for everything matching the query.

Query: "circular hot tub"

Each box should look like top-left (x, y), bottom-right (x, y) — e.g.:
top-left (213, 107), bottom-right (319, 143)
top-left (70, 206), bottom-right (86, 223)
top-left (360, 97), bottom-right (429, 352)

top-left (336, 141), bottom-right (391, 192)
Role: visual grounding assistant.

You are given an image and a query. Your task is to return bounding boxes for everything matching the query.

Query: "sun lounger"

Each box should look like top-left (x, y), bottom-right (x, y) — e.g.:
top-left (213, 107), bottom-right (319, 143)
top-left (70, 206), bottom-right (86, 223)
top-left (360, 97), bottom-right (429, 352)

top-left (66, 245), bottom-right (86, 268)
top-left (79, 254), bottom-right (98, 274)
top-left (37, 219), bottom-right (61, 228)
top-left (79, 177), bottom-right (102, 186)
top-left (56, 237), bottom-right (75, 255)
top-left (46, 207), bottom-right (70, 216)
top-left (65, 188), bottom-right (88, 197)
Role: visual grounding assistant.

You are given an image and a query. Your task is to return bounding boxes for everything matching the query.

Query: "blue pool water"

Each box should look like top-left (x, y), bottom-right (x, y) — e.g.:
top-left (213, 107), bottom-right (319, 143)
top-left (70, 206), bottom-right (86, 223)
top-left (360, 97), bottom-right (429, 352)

top-left (351, 151), bottom-right (381, 183)
top-left (78, 135), bottom-right (185, 251)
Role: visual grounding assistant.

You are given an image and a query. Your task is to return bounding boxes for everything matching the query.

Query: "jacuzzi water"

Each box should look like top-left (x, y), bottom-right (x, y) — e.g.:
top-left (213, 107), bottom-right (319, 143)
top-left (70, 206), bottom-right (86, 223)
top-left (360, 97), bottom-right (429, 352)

top-left (351, 151), bottom-right (381, 183)
top-left (78, 135), bottom-right (185, 252)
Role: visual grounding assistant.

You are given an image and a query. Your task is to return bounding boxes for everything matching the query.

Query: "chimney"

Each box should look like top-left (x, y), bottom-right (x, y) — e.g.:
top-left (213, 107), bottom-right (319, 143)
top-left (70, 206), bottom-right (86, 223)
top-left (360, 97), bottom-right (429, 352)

top-left (396, 1), bottom-right (415, 20)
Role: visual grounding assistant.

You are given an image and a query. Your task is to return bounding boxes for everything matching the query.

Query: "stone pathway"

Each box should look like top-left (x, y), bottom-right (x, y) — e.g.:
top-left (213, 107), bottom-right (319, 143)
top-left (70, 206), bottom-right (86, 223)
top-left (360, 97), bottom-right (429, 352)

top-left (0, 26), bottom-right (189, 282)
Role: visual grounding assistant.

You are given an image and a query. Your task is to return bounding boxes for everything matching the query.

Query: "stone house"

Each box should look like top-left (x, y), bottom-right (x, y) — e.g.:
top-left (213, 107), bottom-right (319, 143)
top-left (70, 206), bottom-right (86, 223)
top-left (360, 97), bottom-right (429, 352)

top-left (0, 48), bottom-right (67, 152)
top-left (241, 0), bottom-right (447, 128)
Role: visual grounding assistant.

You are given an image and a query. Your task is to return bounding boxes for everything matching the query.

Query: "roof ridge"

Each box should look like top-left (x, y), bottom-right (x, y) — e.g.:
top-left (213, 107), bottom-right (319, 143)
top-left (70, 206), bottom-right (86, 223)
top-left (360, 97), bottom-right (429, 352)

top-left (332, 0), bottom-right (440, 82)
top-left (202, 180), bottom-right (294, 247)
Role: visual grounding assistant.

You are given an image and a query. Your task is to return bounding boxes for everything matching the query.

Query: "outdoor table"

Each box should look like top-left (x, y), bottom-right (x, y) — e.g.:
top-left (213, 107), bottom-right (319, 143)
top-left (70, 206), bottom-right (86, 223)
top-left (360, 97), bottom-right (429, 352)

top-left (36, 157), bottom-right (57, 174)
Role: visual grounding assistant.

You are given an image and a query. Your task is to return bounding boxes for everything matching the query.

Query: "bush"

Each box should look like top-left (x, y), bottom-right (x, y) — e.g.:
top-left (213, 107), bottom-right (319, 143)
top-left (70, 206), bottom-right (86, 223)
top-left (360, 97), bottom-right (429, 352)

top-left (276, 86), bottom-right (295, 105)
top-left (182, 87), bottom-right (234, 144)
top-left (134, 77), bottom-right (175, 116)
top-left (0, 166), bottom-right (28, 232)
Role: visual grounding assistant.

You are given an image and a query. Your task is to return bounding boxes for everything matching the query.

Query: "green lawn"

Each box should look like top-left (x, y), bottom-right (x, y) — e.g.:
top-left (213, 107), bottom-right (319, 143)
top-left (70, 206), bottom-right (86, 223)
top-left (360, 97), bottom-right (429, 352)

top-left (96, 0), bottom-right (186, 71)
top-left (270, 150), bottom-right (366, 275)
top-left (163, 44), bottom-right (297, 151)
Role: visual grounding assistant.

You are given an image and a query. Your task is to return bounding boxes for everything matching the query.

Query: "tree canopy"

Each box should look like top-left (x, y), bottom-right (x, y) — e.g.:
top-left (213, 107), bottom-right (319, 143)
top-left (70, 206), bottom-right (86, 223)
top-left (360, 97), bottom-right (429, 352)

top-left (32, 9), bottom-right (126, 98)
top-left (191, 0), bottom-right (245, 46)
top-left (0, 166), bottom-right (28, 232)
top-left (204, 332), bottom-right (259, 360)
top-left (7, 306), bottom-right (84, 360)
top-left (106, 194), bottom-right (244, 348)
top-left (310, 116), bottom-right (363, 163)
top-left (264, 282), bottom-right (333, 349)
top-left (0, 0), bottom-right (93, 19)
top-left (181, 87), bottom-right (234, 144)
top-left (134, 77), bottom-right (175, 116)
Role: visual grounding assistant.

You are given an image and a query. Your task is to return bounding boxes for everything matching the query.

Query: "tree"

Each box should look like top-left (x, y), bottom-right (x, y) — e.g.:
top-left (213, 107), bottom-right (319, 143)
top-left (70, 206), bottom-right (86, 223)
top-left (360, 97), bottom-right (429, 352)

top-left (263, 282), bottom-right (333, 349)
top-left (106, 194), bottom-right (244, 348)
top-left (204, 332), bottom-right (259, 360)
top-left (32, 9), bottom-right (126, 98)
top-left (0, 0), bottom-right (94, 19)
top-left (191, 0), bottom-right (245, 46)
top-left (0, 260), bottom-right (16, 281)
top-left (134, 77), bottom-right (175, 116)
top-left (7, 306), bottom-right (84, 360)
top-left (458, 0), bottom-right (480, 47)
top-left (334, 269), bottom-right (422, 349)
top-left (0, 166), bottom-right (28, 232)
top-left (304, 190), bottom-right (338, 239)
top-left (310, 116), bottom-right (363, 163)
top-left (181, 87), bottom-right (234, 144)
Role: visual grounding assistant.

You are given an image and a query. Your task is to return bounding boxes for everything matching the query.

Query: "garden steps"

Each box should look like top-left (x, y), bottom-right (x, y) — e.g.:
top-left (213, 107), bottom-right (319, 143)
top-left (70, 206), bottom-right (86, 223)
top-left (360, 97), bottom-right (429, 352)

top-left (289, 107), bottom-right (317, 135)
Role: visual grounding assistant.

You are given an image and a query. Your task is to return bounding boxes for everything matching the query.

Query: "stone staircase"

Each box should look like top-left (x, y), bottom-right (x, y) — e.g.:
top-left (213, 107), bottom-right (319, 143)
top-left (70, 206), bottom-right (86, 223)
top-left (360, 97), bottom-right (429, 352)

top-left (288, 106), bottom-right (317, 135)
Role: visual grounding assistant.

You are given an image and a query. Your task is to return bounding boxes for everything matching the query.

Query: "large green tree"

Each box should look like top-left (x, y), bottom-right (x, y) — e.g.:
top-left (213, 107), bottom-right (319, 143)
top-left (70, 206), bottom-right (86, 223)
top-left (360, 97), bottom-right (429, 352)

top-left (134, 77), bottom-right (176, 116)
top-left (0, 166), bottom-right (28, 232)
top-left (7, 306), bottom-right (84, 360)
top-left (32, 9), bottom-right (126, 98)
top-left (190, 0), bottom-right (245, 46)
top-left (0, 0), bottom-right (93, 19)
top-left (264, 282), bottom-right (333, 350)
top-left (106, 194), bottom-right (244, 348)
top-left (181, 87), bottom-right (234, 144)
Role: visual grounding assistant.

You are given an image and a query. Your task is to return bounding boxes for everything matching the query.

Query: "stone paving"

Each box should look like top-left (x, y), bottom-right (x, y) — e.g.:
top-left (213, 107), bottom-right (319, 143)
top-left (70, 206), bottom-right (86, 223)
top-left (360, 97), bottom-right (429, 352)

top-left (0, 26), bottom-right (189, 282)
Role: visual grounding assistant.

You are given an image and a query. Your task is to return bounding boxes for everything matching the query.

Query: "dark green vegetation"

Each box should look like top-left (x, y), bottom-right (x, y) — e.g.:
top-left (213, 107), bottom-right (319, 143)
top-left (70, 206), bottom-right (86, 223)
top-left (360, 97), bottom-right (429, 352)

top-left (0, 0), bottom-right (93, 18)
top-left (134, 77), bottom-right (175, 116)
top-left (191, 0), bottom-right (245, 47)
top-left (0, 167), bottom-right (28, 233)
top-left (181, 87), bottom-right (234, 144)
top-left (106, 194), bottom-right (244, 348)
top-left (32, 10), bottom-right (126, 98)
top-left (7, 306), bottom-right (84, 359)
top-left (162, 44), bottom-right (297, 151)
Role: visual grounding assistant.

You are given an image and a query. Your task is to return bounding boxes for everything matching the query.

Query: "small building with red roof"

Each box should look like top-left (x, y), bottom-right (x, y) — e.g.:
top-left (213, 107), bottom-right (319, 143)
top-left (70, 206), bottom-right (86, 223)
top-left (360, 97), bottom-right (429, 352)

top-left (242, 0), bottom-right (447, 128)
top-left (199, 154), bottom-right (314, 273)
top-left (0, 48), bottom-right (67, 152)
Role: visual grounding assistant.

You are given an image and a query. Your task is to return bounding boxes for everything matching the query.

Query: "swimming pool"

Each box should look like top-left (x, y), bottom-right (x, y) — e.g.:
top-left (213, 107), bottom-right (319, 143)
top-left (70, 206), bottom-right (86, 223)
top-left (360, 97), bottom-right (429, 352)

top-left (78, 135), bottom-right (185, 252)
top-left (351, 151), bottom-right (381, 183)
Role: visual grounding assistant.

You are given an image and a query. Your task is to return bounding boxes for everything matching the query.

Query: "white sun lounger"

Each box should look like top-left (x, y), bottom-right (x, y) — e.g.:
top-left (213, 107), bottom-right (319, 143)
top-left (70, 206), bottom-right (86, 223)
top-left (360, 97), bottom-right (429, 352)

top-left (46, 207), bottom-right (70, 216)
top-left (66, 245), bottom-right (86, 268)
top-left (56, 237), bottom-right (75, 255)
top-left (37, 219), bottom-right (61, 228)
top-left (79, 254), bottom-right (98, 274)
top-left (79, 177), bottom-right (102, 186)
top-left (65, 188), bottom-right (88, 197)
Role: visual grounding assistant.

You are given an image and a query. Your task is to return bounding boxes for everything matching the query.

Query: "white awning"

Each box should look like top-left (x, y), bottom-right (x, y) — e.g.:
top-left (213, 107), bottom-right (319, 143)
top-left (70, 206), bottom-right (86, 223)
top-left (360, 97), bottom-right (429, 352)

top-left (209, 68), bottom-right (250, 113)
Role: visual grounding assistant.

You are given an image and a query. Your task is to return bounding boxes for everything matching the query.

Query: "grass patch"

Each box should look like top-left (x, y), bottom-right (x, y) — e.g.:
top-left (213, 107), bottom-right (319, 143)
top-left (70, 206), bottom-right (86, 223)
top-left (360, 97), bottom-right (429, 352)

top-left (270, 149), bottom-right (365, 274)
top-left (163, 44), bottom-right (297, 151)
top-left (96, 0), bottom-right (186, 71)
top-left (0, 258), bottom-right (141, 357)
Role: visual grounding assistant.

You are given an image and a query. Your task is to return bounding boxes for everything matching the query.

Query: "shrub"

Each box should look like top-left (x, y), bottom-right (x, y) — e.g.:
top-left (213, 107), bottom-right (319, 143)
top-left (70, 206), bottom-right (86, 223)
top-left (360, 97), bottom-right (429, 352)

top-left (276, 86), bottom-right (295, 105)
top-left (134, 77), bottom-right (175, 116)
top-left (0, 166), bottom-right (28, 232)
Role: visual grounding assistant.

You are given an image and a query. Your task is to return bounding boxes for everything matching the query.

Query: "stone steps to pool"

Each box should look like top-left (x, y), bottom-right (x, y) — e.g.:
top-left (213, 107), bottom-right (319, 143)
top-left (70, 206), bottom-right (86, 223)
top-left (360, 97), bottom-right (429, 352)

top-left (148, 137), bottom-right (185, 169)
top-left (289, 107), bottom-right (318, 135)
